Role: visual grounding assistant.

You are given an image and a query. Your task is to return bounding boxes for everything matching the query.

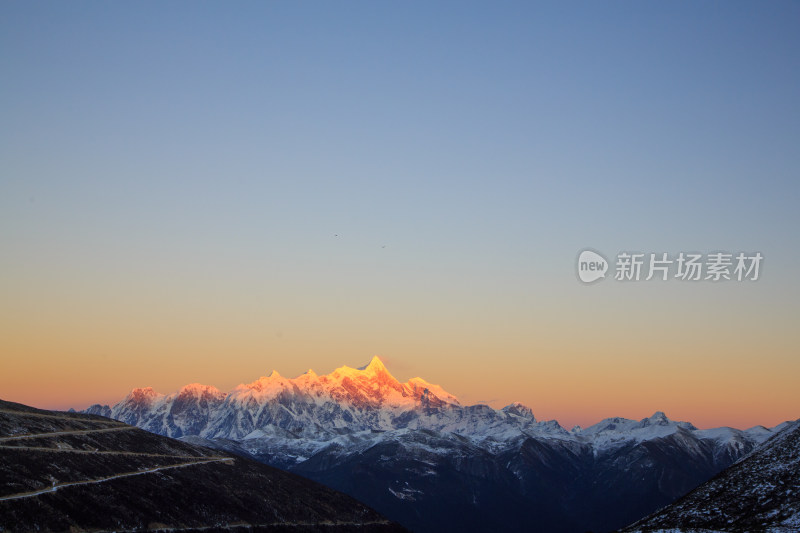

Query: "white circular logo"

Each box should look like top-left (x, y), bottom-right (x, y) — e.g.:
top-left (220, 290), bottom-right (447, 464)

top-left (577, 249), bottom-right (608, 283)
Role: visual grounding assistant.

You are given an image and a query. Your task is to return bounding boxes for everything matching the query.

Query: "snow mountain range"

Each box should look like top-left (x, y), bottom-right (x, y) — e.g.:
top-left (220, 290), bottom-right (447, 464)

top-left (84, 356), bottom-right (791, 533)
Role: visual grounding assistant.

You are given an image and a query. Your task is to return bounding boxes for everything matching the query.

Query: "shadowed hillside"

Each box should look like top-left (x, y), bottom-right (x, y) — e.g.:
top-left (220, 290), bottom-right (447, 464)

top-left (0, 399), bottom-right (405, 532)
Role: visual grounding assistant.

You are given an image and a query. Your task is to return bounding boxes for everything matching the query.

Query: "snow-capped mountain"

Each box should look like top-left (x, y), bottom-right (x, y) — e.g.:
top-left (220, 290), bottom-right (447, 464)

top-left (86, 356), bottom-right (767, 450)
top-left (623, 419), bottom-right (800, 532)
top-left (88, 357), bottom-right (467, 439)
top-left (84, 356), bottom-right (788, 533)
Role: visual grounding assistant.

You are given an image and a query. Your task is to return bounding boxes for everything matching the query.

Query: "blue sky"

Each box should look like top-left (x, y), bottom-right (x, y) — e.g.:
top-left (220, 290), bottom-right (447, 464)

top-left (1, 2), bottom-right (799, 428)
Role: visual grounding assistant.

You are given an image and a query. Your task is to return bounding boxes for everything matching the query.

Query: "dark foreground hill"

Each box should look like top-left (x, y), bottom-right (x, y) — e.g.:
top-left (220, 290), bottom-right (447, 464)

top-left (0, 399), bottom-right (405, 532)
top-left (623, 419), bottom-right (800, 533)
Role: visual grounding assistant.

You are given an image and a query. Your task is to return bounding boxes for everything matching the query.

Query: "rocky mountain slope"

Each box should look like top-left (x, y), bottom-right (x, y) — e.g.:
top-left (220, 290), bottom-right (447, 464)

top-left (0, 399), bottom-right (405, 532)
top-left (623, 419), bottom-right (800, 532)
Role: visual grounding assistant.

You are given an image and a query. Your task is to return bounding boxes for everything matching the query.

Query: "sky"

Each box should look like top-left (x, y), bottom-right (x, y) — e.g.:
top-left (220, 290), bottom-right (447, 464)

top-left (1, 1), bottom-right (798, 430)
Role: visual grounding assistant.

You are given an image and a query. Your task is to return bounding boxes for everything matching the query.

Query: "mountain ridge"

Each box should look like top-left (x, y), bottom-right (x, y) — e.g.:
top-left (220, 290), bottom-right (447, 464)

top-left (80, 356), bottom-right (792, 533)
top-left (84, 356), bottom-right (780, 444)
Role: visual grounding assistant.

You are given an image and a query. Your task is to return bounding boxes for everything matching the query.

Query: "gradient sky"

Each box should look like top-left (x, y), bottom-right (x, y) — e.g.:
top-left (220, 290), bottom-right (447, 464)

top-left (2, 2), bottom-right (798, 430)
